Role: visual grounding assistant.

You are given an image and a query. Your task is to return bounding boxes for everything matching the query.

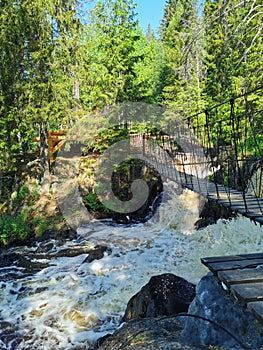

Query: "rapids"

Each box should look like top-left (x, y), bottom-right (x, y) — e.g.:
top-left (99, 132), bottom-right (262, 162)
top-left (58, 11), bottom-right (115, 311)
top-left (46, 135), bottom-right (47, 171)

top-left (0, 186), bottom-right (262, 349)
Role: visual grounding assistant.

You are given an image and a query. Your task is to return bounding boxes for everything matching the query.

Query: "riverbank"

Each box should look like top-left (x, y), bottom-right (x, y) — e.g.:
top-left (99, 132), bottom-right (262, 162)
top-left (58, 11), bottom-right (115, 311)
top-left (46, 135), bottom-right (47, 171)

top-left (0, 173), bottom-right (236, 251)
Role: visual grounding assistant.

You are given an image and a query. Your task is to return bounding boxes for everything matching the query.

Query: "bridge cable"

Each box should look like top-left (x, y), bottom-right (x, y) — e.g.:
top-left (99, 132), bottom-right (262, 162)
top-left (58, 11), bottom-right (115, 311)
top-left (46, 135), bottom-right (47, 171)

top-left (186, 84), bottom-right (263, 122)
top-left (230, 98), bottom-right (248, 212)
top-left (245, 102), bottom-right (263, 214)
top-left (185, 86), bottom-right (263, 223)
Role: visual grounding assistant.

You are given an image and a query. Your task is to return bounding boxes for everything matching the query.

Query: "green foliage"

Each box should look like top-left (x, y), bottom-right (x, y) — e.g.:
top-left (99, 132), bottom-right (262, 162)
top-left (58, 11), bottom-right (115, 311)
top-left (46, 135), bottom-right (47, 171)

top-left (83, 191), bottom-right (112, 215)
top-left (202, 0), bottom-right (263, 104)
top-left (238, 135), bottom-right (263, 157)
top-left (0, 0), bottom-right (84, 183)
top-left (113, 157), bottom-right (140, 173)
top-left (32, 217), bottom-right (52, 238)
top-left (160, 0), bottom-right (204, 116)
top-left (11, 184), bottom-right (40, 210)
top-left (0, 214), bottom-right (31, 247)
top-left (0, 0), bottom-right (263, 247)
top-left (85, 125), bottom-right (129, 154)
top-left (11, 185), bottom-right (30, 208)
top-left (129, 122), bottom-right (160, 135)
top-left (84, 0), bottom-right (142, 106)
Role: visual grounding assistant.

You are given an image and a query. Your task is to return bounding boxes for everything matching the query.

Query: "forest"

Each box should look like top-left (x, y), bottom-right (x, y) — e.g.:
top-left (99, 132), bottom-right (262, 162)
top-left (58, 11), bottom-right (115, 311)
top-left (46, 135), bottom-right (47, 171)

top-left (0, 0), bottom-right (263, 245)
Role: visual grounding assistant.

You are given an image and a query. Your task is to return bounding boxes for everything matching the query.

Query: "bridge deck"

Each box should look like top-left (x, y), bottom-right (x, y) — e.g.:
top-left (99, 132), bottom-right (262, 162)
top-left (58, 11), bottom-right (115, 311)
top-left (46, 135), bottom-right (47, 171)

top-left (201, 253), bottom-right (263, 325)
top-left (180, 173), bottom-right (263, 225)
top-left (129, 136), bottom-right (263, 226)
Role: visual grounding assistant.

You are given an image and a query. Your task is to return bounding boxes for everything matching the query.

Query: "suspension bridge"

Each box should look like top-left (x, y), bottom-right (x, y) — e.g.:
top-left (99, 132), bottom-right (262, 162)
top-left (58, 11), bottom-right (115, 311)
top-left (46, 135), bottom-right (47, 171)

top-left (112, 90), bottom-right (263, 326)
top-left (52, 86), bottom-right (262, 225)
top-left (129, 86), bottom-right (263, 225)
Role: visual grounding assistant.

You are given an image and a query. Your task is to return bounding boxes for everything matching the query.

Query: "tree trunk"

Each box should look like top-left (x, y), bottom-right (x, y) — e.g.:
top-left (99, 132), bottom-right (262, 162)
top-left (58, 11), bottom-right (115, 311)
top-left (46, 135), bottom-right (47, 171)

top-left (40, 121), bottom-right (51, 192)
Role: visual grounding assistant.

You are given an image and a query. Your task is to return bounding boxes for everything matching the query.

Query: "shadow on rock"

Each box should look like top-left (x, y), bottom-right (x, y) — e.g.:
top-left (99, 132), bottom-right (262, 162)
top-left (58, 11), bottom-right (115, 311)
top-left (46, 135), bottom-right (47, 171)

top-left (123, 273), bottom-right (196, 321)
top-left (95, 273), bottom-right (197, 350)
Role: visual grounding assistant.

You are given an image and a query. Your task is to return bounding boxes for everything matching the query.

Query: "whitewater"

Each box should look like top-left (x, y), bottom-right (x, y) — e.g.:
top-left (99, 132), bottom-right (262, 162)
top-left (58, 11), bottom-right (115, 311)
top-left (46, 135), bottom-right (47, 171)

top-left (0, 186), bottom-right (262, 350)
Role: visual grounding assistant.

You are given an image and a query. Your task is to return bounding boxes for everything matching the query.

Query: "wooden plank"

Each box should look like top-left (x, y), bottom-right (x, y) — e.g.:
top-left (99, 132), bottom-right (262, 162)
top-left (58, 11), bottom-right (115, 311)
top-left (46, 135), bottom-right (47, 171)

top-left (201, 253), bottom-right (263, 266)
top-left (248, 301), bottom-right (263, 324)
top-left (218, 269), bottom-right (263, 287)
top-left (245, 213), bottom-right (263, 219)
top-left (231, 282), bottom-right (263, 303)
top-left (237, 209), bottom-right (263, 215)
top-left (226, 201), bottom-right (263, 207)
top-left (203, 258), bottom-right (263, 274)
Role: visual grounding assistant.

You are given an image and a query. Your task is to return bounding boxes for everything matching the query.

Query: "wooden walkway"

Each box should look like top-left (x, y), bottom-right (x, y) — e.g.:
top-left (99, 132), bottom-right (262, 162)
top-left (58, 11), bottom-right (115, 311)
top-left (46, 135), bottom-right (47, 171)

top-left (129, 135), bottom-right (263, 226)
top-left (179, 173), bottom-right (263, 225)
top-left (201, 253), bottom-right (263, 325)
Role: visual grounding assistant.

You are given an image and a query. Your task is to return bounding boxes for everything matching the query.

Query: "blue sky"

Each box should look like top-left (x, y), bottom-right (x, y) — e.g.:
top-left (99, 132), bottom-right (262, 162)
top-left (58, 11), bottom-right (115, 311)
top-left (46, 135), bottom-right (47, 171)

top-left (85, 1), bottom-right (167, 34)
top-left (135, 0), bottom-right (166, 33)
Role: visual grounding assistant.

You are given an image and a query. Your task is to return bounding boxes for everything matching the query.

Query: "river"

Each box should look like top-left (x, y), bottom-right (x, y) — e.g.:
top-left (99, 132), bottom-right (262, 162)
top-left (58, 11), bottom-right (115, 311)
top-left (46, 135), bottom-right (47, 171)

top-left (0, 187), bottom-right (262, 350)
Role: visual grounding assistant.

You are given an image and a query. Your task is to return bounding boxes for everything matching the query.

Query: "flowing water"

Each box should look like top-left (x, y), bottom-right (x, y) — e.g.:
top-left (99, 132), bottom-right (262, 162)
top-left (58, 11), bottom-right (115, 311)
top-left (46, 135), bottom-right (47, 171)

top-left (0, 185), bottom-right (262, 350)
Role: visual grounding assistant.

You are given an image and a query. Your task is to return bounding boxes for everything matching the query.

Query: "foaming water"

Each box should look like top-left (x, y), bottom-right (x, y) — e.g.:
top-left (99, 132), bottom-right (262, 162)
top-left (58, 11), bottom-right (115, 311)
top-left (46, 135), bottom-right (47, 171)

top-left (0, 188), bottom-right (262, 349)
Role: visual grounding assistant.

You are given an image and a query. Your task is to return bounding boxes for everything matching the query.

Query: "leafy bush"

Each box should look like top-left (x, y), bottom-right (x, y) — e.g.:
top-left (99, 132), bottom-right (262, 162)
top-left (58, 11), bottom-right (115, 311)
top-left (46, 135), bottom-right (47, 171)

top-left (83, 191), bottom-right (112, 215)
top-left (11, 184), bottom-right (39, 209)
top-left (0, 214), bottom-right (31, 247)
top-left (12, 185), bottom-right (30, 206)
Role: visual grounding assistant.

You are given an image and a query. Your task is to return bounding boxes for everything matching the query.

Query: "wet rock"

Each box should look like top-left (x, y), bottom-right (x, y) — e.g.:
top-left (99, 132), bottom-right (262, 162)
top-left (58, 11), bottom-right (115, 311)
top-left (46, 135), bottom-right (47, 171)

top-left (0, 334), bottom-right (24, 350)
top-left (0, 251), bottom-right (49, 272)
top-left (34, 227), bottom-right (77, 243)
top-left (51, 244), bottom-right (111, 261)
top-left (181, 273), bottom-right (263, 349)
top-left (195, 198), bottom-right (236, 229)
top-left (97, 317), bottom-right (206, 350)
top-left (123, 273), bottom-right (196, 321)
top-left (34, 229), bottom-right (55, 242)
top-left (82, 245), bottom-right (112, 263)
top-left (36, 241), bottom-right (56, 253)
top-left (83, 159), bottom-right (163, 224)
top-left (0, 252), bottom-right (20, 268)
top-left (54, 247), bottom-right (89, 258)
top-left (55, 227), bottom-right (77, 241)
top-left (94, 333), bottom-right (112, 349)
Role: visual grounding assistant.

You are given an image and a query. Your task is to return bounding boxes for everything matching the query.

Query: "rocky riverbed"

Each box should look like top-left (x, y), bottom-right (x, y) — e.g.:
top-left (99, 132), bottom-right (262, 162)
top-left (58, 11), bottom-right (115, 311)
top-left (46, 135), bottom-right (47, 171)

top-left (1, 183), bottom-right (263, 349)
top-left (97, 273), bottom-right (263, 350)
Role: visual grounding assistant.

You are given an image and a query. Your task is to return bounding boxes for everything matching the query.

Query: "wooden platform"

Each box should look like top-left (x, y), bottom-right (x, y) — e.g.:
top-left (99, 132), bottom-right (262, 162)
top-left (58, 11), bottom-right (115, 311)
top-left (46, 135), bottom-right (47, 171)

top-left (201, 253), bottom-right (263, 325)
top-left (34, 130), bottom-right (66, 164)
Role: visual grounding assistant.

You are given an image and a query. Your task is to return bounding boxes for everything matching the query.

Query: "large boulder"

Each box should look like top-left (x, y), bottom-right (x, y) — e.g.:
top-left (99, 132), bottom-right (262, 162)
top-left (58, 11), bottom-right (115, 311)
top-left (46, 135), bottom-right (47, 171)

top-left (180, 273), bottom-right (263, 349)
top-left (123, 273), bottom-right (196, 321)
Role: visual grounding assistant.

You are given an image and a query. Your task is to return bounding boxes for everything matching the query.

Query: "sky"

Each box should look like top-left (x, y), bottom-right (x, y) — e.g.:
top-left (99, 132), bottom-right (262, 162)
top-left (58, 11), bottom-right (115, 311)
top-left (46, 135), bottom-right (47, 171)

top-left (135, 0), bottom-right (167, 34)
top-left (85, 0), bottom-right (167, 34)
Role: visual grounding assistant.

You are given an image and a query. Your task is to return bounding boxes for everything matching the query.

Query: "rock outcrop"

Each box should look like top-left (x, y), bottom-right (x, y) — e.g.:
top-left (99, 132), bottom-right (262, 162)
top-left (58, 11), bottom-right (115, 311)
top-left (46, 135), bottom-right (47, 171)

top-left (123, 273), bottom-right (196, 321)
top-left (96, 272), bottom-right (263, 350)
top-left (181, 273), bottom-right (263, 349)
top-left (96, 273), bottom-right (197, 350)
top-left (97, 317), bottom-right (206, 350)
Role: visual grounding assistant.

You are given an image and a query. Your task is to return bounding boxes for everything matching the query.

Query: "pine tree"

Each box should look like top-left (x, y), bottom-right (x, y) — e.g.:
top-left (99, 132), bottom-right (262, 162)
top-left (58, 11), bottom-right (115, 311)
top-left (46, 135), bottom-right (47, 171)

top-left (85, 0), bottom-right (142, 107)
top-left (203, 0), bottom-right (263, 104)
top-left (0, 0), bottom-right (35, 178)
top-left (130, 26), bottom-right (164, 104)
top-left (160, 0), bottom-right (203, 117)
top-left (0, 0), bottom-right (84, 191)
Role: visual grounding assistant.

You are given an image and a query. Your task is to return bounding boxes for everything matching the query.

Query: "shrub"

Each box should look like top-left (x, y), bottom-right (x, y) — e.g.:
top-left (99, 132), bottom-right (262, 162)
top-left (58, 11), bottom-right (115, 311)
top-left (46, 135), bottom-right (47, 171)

top-left (0, 214), bottom-right (31, 247)
top-left (83, 191), bottom-right (112, 215)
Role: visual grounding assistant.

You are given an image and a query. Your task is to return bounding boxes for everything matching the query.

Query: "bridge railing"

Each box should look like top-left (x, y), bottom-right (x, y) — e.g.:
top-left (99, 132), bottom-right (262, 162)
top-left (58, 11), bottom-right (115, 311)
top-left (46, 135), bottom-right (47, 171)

top-left (127, 87), bottom-right (263, 223)
top-left (185, 87), bottom-right (263, 198)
